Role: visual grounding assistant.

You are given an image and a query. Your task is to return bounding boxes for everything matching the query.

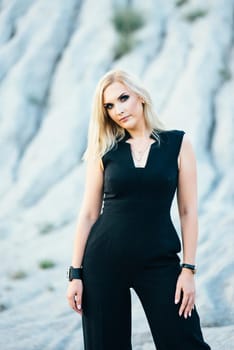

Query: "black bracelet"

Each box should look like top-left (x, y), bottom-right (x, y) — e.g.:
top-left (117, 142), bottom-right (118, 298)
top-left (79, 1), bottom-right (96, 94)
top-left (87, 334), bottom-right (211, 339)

top-left (67, 266), bottom-right (83, 281)
top-left (181, 263), bottom-right (196, 274)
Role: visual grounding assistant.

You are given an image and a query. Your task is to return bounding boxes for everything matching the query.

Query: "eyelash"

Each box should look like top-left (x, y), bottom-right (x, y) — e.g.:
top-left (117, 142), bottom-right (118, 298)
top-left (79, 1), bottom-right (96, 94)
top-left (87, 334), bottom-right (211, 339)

top-left (120, 94), bottom-right (129, 102)
top-left (104, 94), bottom-right (129, 110)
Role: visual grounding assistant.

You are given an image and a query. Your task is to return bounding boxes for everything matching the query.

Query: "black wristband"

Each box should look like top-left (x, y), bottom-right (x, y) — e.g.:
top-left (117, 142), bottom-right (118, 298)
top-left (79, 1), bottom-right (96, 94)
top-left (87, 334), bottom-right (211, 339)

top-left (181, 263), bottom-right (196, 274)
top-left (67, 266), bottom-right (83, 281)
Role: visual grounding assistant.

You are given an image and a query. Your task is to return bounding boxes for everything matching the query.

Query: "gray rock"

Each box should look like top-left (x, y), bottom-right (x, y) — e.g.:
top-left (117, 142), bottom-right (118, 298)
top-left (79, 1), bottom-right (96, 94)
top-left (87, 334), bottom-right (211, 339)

top-left (0, 0), bottom-right (233, 349)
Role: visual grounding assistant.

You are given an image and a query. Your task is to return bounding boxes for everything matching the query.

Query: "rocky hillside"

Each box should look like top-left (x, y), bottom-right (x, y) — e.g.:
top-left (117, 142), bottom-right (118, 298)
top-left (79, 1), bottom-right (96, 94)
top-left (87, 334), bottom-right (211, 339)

top-left (0, 0), bottom-right (233, 349)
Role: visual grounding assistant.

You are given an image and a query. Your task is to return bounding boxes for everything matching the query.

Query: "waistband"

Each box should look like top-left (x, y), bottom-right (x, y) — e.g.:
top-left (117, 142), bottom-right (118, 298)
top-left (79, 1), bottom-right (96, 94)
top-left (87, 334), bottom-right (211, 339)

top-left (101, 199), bottom-right (171, 215)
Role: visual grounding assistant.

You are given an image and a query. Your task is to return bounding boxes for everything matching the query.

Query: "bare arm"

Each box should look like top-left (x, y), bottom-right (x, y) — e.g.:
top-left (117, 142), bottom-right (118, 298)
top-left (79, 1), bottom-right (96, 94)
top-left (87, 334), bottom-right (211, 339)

top-left (71, 158), bottom-right (104, 268)
top-left (177, 134), bottom-right (198, 266)
top-left (67, 158), bottom-right (104, 315)
top-left (174, 134), bottom-right (198, 319)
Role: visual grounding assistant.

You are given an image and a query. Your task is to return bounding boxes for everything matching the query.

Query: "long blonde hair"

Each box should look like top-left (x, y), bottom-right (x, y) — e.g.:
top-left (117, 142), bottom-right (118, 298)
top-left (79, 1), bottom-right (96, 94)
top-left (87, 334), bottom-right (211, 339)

top-left (82, 69), bottom-right (165, 162)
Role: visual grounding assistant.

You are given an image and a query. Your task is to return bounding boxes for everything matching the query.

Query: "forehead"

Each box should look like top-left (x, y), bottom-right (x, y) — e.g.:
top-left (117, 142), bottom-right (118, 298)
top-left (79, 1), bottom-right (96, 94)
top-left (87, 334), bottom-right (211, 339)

top-left (103, 82), bottom-right (131, 102)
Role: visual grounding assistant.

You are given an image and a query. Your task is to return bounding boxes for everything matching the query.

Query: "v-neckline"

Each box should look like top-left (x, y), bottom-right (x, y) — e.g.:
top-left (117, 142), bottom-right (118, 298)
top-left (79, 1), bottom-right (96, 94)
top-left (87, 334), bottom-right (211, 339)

top-left (124, 139), bottom-right (157, 169)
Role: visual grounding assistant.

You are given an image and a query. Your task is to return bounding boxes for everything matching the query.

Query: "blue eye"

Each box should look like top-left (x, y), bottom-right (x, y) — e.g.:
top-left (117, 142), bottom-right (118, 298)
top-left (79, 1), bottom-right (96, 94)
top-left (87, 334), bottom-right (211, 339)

top-left (104, 94), bottom-right (129, 110)
top-left (104, 104), bottom-right (113, 110)
top-left (120, 94), bottom-right (129, 101)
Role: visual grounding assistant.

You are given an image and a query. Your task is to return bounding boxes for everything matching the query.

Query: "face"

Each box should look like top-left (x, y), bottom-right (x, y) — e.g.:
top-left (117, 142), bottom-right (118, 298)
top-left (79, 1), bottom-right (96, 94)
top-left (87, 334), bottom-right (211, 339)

top-left (103, 82), bottom-right (145, 129)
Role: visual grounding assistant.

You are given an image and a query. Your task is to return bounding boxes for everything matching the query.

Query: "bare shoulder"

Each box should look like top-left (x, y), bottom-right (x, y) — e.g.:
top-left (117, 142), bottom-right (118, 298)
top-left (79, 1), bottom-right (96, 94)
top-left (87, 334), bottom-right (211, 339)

top-left (99, 158), bottom-right (104, 171)
top-left (180, 133), bottom-right (195, 152)
top-left (85, 156), bottom-right (104, 195)
top-left (178, 133), bottom-right (196, 170)
top-left (81, 157), bottom-right (104, 219)
top-left (86, 156), bottom-right (104, 173)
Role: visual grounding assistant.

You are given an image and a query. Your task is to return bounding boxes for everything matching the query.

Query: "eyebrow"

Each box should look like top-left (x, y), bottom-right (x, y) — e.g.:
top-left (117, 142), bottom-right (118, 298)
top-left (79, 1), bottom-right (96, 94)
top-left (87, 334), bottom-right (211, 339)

top-left (103, 91), bottom-right (128, 105)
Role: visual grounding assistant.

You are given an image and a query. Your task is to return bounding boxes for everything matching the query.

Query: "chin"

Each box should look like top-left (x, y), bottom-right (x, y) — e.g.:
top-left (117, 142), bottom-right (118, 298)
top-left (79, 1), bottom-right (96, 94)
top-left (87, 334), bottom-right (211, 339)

top-left (117, 118), bottom-right (135, 129)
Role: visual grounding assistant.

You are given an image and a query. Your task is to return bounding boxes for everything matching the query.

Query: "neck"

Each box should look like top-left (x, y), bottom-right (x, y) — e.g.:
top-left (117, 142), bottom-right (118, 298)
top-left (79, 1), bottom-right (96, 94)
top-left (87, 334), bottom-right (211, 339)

top-left (125, 127), bottom-right (152, 140)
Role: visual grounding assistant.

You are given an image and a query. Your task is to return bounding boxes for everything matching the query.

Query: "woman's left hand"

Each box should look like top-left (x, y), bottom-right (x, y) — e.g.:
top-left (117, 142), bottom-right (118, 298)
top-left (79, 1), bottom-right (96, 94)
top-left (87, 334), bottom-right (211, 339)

top-left (174, 268), bottom-right (196, 318)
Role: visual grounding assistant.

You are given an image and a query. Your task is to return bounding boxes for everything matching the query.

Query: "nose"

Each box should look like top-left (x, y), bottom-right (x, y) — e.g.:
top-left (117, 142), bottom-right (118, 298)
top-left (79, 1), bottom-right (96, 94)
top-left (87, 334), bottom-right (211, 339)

top-left (115, 103), bottom-right (124, 115)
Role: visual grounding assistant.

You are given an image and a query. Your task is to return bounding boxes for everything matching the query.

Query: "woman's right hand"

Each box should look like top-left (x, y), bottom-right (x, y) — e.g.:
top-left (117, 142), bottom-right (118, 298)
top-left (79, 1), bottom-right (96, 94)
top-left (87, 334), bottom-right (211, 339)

top-left (67, 279), bottom-right (83, 315)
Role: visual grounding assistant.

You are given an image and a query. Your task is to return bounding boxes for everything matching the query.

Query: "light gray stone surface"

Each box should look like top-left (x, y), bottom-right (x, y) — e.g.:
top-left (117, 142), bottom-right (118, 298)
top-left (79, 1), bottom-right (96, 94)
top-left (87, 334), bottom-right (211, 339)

top-left (0, 0), bottom-right (233, 349)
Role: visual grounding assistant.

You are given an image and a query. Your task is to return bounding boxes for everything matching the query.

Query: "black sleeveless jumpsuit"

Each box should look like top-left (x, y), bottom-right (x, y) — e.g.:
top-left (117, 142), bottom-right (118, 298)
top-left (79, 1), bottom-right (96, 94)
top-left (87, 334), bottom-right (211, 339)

top-left (81, 129), bottom-right (211, 350)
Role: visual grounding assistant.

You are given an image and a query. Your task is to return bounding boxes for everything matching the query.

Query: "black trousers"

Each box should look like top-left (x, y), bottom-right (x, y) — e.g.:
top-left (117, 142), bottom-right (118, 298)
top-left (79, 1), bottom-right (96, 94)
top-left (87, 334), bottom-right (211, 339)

top-left (81, 259), bottom-right (211, 350)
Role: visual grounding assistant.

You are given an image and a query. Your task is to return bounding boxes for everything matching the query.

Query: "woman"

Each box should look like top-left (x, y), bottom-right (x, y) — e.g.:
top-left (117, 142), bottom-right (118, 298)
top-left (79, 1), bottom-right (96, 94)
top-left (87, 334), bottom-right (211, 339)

top-left (66, 69), bottom-right (211, 350)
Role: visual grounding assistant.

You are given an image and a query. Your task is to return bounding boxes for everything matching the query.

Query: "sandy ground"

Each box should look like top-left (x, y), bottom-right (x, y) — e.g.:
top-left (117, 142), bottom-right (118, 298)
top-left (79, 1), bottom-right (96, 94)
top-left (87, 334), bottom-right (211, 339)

top-left (0, 284), bottom-right (233, 350)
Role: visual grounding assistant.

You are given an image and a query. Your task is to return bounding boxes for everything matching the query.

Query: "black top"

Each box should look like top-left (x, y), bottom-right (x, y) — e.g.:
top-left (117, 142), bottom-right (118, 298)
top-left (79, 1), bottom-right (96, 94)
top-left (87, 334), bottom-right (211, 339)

top-left (102, 129), bottom-right (185, 206)
top-left (99, 128), bottom-right (185, 263)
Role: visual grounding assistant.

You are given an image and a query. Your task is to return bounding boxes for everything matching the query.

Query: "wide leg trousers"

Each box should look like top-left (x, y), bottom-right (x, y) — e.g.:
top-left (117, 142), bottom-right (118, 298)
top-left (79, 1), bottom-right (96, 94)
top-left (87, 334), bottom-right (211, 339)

top-left (81, 261), bottom-right (211, 350)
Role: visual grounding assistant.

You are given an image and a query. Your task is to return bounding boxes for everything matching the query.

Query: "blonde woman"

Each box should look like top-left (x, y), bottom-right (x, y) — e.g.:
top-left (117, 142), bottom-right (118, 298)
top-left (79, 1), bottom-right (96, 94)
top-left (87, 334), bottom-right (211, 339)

top-left (66, 69), bottom-right (211, 350)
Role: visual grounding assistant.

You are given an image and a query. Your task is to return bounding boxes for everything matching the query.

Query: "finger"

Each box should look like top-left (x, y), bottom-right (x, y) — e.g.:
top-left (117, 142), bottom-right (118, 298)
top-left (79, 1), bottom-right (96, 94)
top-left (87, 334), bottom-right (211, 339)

top-left (74, 302), bottom-right (83, 314)
top-left (183, 292), bottom-right (195, 318)
top-left (78, 296), bottom-right (83, 312)
top-left (70, 297), bottom-right (79, 312)
top-left (67, 294), bottom-right (80, 313)
top-left (179, 294), bottom-right (189, 317)
top-left (187, 303), bottom-right (195, 317)
top-left (75, 295), bottom-right (82, 312)
top-left (184, 297), bottom-right (194, 318)
top-left (174, 284), bottom-right (182, 304)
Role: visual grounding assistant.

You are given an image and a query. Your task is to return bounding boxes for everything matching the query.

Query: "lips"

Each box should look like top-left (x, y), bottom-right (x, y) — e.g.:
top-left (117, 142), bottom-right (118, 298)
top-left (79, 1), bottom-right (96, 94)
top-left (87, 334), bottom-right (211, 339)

top-left (120, 115), bottom-right (130, 122)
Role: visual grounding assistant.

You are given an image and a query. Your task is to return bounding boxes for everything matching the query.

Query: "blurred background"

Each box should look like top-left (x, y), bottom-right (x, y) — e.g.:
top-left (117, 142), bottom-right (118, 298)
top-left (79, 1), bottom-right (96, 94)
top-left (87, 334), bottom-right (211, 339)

top-left (0, 0), bottom-right (233, 349)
